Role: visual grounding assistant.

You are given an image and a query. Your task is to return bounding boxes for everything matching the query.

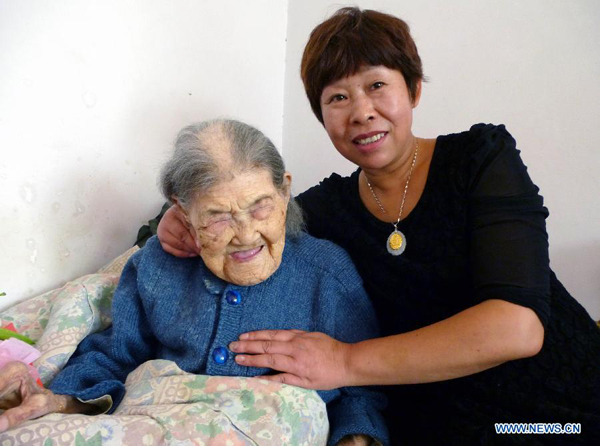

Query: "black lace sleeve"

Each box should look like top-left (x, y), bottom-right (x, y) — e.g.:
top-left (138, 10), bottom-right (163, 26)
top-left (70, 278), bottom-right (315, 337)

top-left (296, 173), bottom-right (350, 241)
top-left (466, 124), bottom-right (551, 326)
top-left (135, 203), bottom-right (170, 248)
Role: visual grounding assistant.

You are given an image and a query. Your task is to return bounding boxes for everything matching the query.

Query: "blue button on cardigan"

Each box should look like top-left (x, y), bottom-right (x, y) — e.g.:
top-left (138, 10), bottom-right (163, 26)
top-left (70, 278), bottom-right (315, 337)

top-left (225, 289), bottom-right (242, 305)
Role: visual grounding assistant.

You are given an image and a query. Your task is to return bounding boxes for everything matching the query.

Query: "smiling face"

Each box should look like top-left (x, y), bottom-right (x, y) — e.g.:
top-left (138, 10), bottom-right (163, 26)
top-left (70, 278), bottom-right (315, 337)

top-left (320, 65), bottom-right (421, 172)
top-left (183, 168), bottom-right (290, 286)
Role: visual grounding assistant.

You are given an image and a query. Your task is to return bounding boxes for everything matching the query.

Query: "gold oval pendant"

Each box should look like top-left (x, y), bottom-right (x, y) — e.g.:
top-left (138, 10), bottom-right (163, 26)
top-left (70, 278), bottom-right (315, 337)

top-left (386, 230), bottom-right (407, 256)
top-left (389, 232), bottom-right (403, 250)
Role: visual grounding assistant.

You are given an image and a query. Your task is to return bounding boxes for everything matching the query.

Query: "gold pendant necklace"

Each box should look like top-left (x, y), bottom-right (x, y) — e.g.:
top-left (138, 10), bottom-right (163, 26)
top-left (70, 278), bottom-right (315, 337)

top-left (364, 138), bottom-right (419, 256)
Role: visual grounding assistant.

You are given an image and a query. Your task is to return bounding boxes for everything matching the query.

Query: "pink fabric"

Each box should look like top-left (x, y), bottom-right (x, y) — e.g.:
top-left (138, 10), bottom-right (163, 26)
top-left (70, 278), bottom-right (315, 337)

top-left (0, 338), bottom-right (42, 384)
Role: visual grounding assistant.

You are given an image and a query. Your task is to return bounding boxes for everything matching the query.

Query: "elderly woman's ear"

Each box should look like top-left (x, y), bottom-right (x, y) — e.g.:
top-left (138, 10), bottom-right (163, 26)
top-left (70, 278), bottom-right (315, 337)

top-left (282, 172), bottom-right (293, 202)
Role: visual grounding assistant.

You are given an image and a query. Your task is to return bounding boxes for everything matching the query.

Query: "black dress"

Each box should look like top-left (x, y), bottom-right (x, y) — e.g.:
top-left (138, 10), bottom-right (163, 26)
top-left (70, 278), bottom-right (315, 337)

top-left (296, 124), bottom-right (600, 445)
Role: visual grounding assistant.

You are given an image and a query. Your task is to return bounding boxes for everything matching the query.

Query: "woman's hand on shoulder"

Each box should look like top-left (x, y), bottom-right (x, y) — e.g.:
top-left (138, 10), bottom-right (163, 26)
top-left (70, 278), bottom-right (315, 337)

top-left (157, 205), bottom-right (199, 258)
top-left (0, 361), bottom-right (70, 432)
top-left (230, 329), bottom-right (353, 390)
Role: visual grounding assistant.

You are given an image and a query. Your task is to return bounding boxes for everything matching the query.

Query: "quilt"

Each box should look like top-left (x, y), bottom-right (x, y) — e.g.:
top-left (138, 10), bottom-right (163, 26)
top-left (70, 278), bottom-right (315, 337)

top-left (0, 248), bottom-right (328, 446)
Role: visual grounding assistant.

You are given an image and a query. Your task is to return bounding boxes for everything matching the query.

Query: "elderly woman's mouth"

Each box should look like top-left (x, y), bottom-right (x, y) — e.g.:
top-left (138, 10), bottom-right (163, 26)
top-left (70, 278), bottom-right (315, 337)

top-left (229, 246), bottom-right (264, 262)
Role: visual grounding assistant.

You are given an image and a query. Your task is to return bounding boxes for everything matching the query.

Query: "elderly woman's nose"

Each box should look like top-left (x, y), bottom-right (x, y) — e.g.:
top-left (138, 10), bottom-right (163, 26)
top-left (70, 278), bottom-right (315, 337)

top-left (350, 94), bottom-right (376, 124)
top-left (233, 219), bottom-right (259, 245)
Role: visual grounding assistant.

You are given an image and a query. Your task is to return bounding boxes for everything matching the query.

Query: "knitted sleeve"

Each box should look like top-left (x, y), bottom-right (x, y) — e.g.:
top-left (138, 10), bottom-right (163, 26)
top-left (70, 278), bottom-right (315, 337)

top-left (49, 251), bottom-right (158, 411)
top-left (323, 259), bottom-right (389, 446)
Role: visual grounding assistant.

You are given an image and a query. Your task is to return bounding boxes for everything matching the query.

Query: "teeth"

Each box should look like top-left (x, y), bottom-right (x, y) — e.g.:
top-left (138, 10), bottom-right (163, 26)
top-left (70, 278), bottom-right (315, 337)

top-left (356, 133), bottom-right (385, 145)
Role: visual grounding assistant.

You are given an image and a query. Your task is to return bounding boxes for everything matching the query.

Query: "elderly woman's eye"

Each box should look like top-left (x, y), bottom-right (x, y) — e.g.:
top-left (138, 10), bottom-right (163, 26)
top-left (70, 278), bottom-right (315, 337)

top-left (372, 81), bottom-right (385, 89)
top-left (203, 215), bottom-right (232, 233)
top-left (252, 204), bottom-right (273, 220)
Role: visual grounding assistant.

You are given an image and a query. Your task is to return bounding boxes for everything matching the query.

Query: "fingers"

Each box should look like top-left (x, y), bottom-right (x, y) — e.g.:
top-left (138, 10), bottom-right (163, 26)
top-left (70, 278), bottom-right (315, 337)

top-left (161, 242), bottom-right (197, 258)
top-left (238, 329), bottom-right (306, 341)
top-left (0, 361), bottom-right (30, 386)
top-left (0, 380), bottom-right (23, 408)
top-left (0, 362), bottom-right (63, 432)
top-left (230, 338), bottom-right (300, 355)
top-left (0, 362), bottom-right (32, 407)
top-left (171, 209), bottom-right (198, 254)
top-left (177, 229), bottom-right (199, 255)
top-left (157, 206), bottom-right (198, 258)
top-left (160, 228), bottom-right (198, 257)
top-left (234, 350), bottom-right (299, 372)
top-left (0, 387), bottom-right (21, 410)
top-left (0, 393), bottom-right (55, 433)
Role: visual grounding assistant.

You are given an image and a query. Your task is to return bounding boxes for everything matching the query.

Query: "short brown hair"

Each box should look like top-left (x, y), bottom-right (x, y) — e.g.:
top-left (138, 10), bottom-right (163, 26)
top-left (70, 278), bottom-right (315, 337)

top-left (301, 7), bottom-right (424, 124)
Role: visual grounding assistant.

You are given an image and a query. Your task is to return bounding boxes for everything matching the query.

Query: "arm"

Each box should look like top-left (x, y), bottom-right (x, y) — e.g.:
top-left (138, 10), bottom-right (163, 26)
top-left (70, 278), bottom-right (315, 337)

top-left (231, 126), bottom-right (547, 388)
top-left (344, 299), bottom-right (543, 386)
top-left (233, 299), bottom-right (542, 388)
top-left (48, 251), bottom-right (158, 409)
top-left (0, 253), bottom-right (157, 430)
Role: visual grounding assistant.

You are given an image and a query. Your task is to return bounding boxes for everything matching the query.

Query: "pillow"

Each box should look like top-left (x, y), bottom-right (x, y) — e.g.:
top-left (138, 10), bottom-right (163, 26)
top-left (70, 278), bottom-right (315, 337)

top-left (0, 246), bottom-right (139, 385)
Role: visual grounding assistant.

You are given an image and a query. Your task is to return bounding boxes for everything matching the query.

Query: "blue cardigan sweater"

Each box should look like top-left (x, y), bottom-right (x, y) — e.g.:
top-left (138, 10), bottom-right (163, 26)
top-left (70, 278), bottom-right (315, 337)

top-left (50, 234), bottom-right (388, 445)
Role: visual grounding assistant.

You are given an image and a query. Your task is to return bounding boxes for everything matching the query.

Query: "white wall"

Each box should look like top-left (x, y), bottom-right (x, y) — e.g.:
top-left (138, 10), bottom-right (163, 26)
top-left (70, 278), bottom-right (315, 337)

top-left (2, 0), bottom-right (598, 320)
top-left (0, 0), bottom-right (288, 309)
top-left (283, 0), bottom-right (600, 318)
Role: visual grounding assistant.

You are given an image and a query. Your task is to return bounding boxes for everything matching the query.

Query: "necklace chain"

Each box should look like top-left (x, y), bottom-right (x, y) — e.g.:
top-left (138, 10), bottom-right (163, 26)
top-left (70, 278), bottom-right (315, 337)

top-left (364, 138), bottom-right (419, 230)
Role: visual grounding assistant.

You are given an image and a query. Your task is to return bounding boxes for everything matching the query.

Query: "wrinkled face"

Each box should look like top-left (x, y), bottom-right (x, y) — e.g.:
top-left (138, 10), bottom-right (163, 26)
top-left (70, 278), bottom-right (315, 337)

top-left (184, 169), bottom-right (290, 286)
top-left (320, 65), bottom-right (421, 172)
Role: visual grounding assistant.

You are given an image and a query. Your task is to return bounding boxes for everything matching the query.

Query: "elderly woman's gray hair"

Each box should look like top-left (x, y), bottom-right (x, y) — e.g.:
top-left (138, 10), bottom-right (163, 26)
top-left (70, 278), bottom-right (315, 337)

top-left (160, 119), bottom-right (304, 236)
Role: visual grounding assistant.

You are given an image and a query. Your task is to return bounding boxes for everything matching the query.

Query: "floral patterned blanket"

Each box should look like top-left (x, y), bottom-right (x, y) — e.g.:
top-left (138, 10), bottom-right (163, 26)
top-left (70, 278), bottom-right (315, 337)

top-left (0, 248), bottom-right (328, 446)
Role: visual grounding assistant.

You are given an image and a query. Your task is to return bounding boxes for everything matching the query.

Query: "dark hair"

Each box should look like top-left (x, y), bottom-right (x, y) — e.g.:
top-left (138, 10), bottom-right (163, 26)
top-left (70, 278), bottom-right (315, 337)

top-left (301, 7), bottom-right (424, 124)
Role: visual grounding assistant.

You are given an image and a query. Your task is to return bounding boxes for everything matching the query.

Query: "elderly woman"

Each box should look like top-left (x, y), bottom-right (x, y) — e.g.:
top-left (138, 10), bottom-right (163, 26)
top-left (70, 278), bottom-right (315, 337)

top-left (0, 119), bottom-right (388, 446)
top-left (155, 8), bottom-right (600, 445)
